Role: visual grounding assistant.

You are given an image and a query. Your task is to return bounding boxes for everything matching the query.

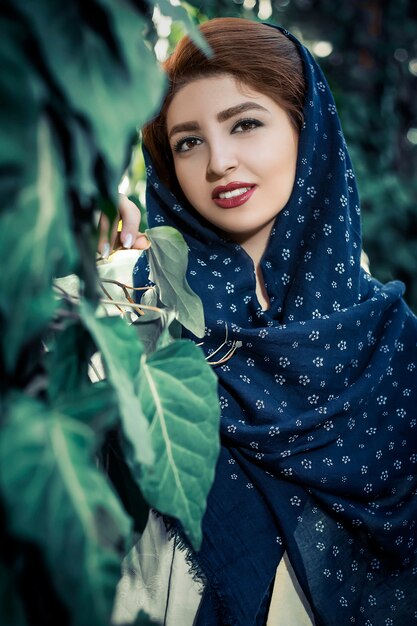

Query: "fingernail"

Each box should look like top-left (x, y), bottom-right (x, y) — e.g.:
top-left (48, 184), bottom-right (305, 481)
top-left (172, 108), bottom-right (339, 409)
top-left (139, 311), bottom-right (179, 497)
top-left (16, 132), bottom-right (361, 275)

top-left (123, 233), bottom-right (133, 249)
top-left (102, 242), bottom-right (110, 259)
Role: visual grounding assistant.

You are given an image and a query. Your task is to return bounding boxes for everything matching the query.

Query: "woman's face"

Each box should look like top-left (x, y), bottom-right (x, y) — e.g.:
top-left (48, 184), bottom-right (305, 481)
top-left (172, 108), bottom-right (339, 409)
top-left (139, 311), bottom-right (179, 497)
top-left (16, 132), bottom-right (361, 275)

top-left (166, 74), bottom-right (299, 245)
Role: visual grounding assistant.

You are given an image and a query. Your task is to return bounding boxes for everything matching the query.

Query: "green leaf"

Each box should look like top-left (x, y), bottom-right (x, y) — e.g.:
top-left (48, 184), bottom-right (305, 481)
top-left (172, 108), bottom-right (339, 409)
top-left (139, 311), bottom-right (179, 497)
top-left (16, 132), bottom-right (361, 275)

top-left (137, 339), bottom-right (220, 549)
top-left (145, 226), bottom-right (205, 338)
top-left (54, 381), bottom-right (119, 444)
top-left (68, 116), bottom-right (99, 203)
top-left (15, 0), bottom-right (166, 185)
top-left (0, 116), bottom-right (77, 373)
top-left (133, 286), bottom-right (180, 354)
top-left (80, 302), bottom-right (154, 466)
top-left (45, 319), bottom-right (95, 402)
top-left (0, 394), bottom-right (131, 626)
top-left (133, 307), bottom-right (172, 355)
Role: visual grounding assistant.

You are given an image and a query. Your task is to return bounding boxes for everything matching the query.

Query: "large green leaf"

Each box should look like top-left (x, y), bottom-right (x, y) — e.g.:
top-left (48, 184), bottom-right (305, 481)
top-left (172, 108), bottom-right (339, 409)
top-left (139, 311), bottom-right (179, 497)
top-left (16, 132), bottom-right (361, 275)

top-left (146, 226), bottom-right (205, 338)
top-left (45, 312), bottom-right (120, 443)
top-left (134, 285), bottom-right (181, 354)
top-left (45, 319), bottom-right (94, 402)
top-left (67, 115), bottom-right (99, 204)
top-left (80, 302), bottom-right (154, 466)
top-left (0, 394), bottom-right (131, 626)
top-left (137, 339), bottom-right (220, 549)
top-left (54, 382), bottom-right (119, 445)
top-left (133, 306), bottom-right (175, 355)
top-left (0, 116), bottom-right (76, 373)
top-left (15, 0), bottom-right (165, 184)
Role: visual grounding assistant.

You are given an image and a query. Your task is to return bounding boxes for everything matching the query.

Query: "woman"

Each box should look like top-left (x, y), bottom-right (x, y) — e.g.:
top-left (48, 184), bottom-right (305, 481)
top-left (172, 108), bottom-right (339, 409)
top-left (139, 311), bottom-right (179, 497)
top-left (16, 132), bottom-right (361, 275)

top-left (114, 17), bottom-right (417, 626)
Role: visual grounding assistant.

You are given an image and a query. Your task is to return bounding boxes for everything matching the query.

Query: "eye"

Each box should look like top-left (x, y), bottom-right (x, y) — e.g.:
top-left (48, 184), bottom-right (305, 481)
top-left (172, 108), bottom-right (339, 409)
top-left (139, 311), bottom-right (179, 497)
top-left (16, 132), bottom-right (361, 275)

top-left (232, 118), bottom-right (263, 133)
top-left (173, 136), bottom-right (202, 153)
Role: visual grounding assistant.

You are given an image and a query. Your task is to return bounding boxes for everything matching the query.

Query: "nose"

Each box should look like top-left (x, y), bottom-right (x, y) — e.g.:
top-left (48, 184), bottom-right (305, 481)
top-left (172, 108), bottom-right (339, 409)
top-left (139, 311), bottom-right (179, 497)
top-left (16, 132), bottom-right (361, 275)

top-left (206, 141), bottom-right (238, 179)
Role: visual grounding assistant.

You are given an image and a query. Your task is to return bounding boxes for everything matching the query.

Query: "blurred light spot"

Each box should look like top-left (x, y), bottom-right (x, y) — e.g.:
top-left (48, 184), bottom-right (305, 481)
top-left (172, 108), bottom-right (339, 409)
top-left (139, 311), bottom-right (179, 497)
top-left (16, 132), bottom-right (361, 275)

top-left (155, 38), bottom-right (169, 62)
top-left (157, 16), bottom-right (172, 38)
top-left (118, 175), bottom-right (130, 195)
top-left (258, 0), bottom-right (272, 19)
top-left (170, 0), bottom-right (180, 5)
top-left (243, 0), bottom-right (256, 9)
top-left (152, 5), bottom-right (172, 39)
top-left (152, 5), bottom-right (172, 38)
top-left (312, 41), bottom-right (333, 58)
top-left (408, 58), bottom-right (417, 76)
top-left (394, 48), bottom-right (408, 62)
top-left (407, 128), bottom-right (417, 145)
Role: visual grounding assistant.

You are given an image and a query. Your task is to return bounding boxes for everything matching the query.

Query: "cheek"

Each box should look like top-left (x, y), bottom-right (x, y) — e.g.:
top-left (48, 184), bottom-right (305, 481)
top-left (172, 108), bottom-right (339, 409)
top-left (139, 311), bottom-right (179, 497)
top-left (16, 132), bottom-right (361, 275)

top-left (271, 142), bottom-right (298, 186)
top-left (175, 156), bottom-right (192, 182)
top-left (175, 169), bottom-right (194, 204)
top-left (255, 131), bottom-right (296, 172)
top-left (174, 159), bottom-right (206, 206)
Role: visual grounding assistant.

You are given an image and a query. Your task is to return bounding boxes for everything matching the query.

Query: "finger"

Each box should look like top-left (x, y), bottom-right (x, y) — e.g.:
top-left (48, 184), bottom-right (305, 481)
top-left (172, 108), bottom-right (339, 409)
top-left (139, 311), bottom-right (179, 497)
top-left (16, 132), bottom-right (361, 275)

top-left (98, 213), bottom-right (111, 258)
top-left (132, 233), bottom-right (151, 250)
top-left (109, 211), bottom-right (121, 250)
top-left (118, 194), bottom-right (141, 249)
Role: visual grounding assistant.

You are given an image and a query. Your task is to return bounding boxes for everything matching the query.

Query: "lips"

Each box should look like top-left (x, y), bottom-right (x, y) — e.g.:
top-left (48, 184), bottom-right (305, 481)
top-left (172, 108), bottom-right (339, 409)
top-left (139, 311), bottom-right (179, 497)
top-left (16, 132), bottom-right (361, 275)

top-left (212, 182), bottom-right (257, 209)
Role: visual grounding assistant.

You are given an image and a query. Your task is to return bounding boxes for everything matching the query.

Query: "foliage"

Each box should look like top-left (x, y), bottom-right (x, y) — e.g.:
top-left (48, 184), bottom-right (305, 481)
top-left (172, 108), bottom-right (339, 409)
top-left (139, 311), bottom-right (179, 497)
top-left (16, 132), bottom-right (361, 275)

top-left (0, 2), bottom-right (220, 625)
top-left (2, 1), bottom-right (415, 623)
top-left (0, 393), bottom-right (131, 626)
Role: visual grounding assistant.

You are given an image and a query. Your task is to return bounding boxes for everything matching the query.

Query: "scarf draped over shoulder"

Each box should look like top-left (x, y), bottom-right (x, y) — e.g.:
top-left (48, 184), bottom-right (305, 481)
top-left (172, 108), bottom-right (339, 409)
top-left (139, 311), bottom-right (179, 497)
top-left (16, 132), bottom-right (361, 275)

top-left (133, 24), bottom-right (417, 626)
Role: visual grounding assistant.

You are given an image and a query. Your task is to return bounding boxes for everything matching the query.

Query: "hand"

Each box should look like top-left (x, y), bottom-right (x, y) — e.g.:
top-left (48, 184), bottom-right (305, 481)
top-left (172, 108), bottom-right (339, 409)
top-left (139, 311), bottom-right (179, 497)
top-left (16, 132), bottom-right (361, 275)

top-left (98, 193), bottom-right (150, 258)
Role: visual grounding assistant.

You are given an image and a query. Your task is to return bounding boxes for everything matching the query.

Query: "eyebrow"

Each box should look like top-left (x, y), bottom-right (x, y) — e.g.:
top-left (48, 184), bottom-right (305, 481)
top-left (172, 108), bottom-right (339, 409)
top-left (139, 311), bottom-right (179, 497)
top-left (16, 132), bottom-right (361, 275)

top-left (168, 102), bottom-right (269, 141)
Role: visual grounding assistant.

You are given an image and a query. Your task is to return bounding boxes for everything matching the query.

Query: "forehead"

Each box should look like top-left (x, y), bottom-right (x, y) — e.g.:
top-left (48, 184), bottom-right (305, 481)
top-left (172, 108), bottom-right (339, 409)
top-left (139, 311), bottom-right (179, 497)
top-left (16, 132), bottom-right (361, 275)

top-left (166, 74), bottom-right (268, 125)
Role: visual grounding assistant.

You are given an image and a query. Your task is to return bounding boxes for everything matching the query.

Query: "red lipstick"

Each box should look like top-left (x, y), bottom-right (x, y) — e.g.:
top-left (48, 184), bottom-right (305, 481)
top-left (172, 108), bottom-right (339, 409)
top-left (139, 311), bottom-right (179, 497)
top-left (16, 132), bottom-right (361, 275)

top-left (212, 182), bottom-right (256, 209)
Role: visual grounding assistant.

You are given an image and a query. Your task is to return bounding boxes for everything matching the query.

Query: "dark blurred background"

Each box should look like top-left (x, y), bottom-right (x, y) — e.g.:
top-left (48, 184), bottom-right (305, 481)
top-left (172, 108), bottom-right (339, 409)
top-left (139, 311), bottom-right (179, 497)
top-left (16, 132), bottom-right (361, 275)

top-left (136, 0), bottom-right (417, 310)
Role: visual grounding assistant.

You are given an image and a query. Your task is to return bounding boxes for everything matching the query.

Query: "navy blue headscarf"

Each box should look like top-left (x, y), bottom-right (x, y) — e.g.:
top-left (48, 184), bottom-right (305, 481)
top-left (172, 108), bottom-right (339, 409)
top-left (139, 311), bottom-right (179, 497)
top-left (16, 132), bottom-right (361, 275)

top-left (133, 24), bottom-right (417, 626)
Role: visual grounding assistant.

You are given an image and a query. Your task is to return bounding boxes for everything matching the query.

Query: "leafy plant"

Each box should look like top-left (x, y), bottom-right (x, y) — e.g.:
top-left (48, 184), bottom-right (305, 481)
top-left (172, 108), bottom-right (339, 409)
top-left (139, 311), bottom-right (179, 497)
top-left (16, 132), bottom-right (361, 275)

top-left (0, 2), bottom-right (220, 625)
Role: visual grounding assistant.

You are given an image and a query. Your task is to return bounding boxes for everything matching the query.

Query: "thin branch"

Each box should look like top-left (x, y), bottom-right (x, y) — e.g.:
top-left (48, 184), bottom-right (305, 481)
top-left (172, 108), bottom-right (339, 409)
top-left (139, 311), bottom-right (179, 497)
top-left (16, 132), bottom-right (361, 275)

top-left (53, 288), bottom-right (163, 316)
top-left (99, 281), bottom-right (125, 315)
top-left (100, 278), bottom-right (153, 292)
top-left (53, 283), bottom-right (74, 298)
top-left (98, 299), bottom-right (162, 313)
top-left (100, 278), bottom-right (135, 303)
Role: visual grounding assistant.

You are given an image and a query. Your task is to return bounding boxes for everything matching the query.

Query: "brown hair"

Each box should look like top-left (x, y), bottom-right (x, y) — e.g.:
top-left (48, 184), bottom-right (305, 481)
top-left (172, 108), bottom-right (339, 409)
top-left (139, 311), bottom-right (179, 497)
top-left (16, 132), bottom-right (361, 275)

top-left (143, 18), bottom-right (306, 195)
